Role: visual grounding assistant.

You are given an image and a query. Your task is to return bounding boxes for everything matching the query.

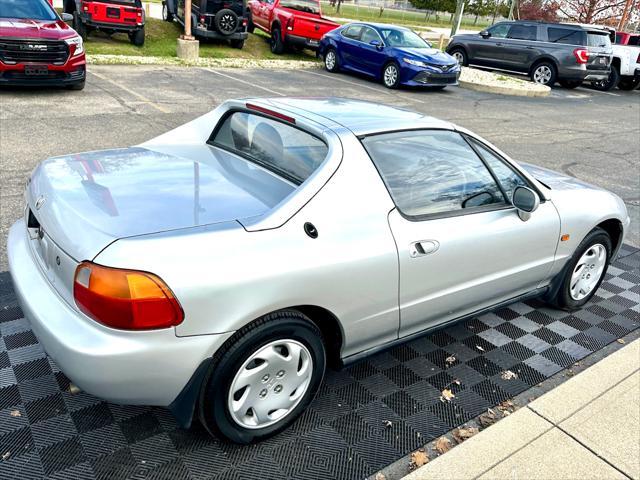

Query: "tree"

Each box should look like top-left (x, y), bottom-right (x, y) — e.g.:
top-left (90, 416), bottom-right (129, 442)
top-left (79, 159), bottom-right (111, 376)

top-left (518, 0), bottom-right (559, 21)
top-left (467, 0), bottom-right (494, 24)
top-left (556, 0), bottom-right (640, 25)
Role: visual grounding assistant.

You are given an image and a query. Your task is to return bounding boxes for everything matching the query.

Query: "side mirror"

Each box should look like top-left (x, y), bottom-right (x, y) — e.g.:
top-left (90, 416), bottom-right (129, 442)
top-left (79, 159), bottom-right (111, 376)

top-left (369, 39), bottom-right (383, 50)
top-left (512, 186), bottom-right (540, 221)
top-left (61, 12), bottom-right (73, 22)
top-left (480, 30), bottom-right (491, 39)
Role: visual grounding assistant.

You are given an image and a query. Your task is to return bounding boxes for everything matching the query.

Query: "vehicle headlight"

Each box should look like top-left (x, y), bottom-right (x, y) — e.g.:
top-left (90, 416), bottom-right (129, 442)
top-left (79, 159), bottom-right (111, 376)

top-left (65, 36), bottom-right (84, 57)
top-left (403, 58), bottom-right (427, 67)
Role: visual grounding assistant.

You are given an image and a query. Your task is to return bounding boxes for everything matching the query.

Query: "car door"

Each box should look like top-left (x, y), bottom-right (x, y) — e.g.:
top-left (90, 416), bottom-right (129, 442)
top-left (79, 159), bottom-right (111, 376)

top-left (361, 129), bottom-right (560, 338)
top-left (501, 23), bottom-right (541, 71)
top-left (338, 24), bottom-right (365, 72)
top-left (357, 26), bottom-right (387, 75)
top-left (470, 22), bottom-right (511, 67)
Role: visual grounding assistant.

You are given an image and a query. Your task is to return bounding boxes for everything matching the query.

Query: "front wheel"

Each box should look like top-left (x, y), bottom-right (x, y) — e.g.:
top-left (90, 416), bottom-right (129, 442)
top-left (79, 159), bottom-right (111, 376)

top-left (530, 62), bottom-right (556, 86)
top-left (270, 27), bottom-right (284, 54)
top-left (592, 66), bottom-right (619, 91)
top-left (382, 62), bottom-right (400, 89)
top-left (162, 2), bottom-right (174, 22)
top-left (618, 77), bottom-right (640, 91)
top-left (324, 48), bottom-right (339, 73)
top-left (198, 311), bottom-right (326, 443)
top-left (129, 27), bottom-right (145, 46)
top-left (549, 227), bottom-right (612, 310)
top-left (449, 47), bottom-right (468, 67)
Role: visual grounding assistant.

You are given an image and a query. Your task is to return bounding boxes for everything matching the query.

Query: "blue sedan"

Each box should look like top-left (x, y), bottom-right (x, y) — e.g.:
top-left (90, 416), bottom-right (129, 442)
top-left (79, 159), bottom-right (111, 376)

top-left (319, 23), bottom-right (460, 89)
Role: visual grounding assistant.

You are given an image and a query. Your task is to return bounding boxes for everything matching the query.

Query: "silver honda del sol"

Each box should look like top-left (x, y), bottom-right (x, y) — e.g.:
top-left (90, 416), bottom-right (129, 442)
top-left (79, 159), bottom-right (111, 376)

top-left (8, 98), bottom-right (629, 443)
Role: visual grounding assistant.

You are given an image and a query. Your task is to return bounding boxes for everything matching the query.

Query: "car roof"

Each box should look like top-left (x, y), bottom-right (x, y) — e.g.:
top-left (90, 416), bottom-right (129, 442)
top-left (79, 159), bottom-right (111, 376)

top-left (254, 97), bottom-right (454, 136)
top-left (345, 22), bottom-right (411, 31)
top-left (499, 20), bottom-right (610, 32)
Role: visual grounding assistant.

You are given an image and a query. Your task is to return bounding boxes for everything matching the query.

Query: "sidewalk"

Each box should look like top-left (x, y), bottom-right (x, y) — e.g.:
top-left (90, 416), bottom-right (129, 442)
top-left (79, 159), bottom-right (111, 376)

top-left (404, 339), bottom-right (640, 480)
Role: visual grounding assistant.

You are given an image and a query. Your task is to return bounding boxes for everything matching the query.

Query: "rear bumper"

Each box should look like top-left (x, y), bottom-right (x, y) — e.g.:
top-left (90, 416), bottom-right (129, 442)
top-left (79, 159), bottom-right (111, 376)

top-left (7, 219), bottom-right (233, 406)
top-left (285, 34), bottom-right (320, 50)
top-left (80, 13), bottom-right (143, 32)
top-left (195, 26), bottom-right (248, 40)
top-left (559, 65), bottom-right (610, 82)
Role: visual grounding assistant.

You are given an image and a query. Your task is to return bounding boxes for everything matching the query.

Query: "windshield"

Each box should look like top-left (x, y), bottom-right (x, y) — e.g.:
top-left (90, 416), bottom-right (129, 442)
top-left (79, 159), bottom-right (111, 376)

top-left (0, 0), bottom-right (57, 20)
top-left (587, 32), bottom-right (611, 48)
top-left (380, 28), bottom-right (429, 48)
top-left (279, 0), bottom-right (320, 15)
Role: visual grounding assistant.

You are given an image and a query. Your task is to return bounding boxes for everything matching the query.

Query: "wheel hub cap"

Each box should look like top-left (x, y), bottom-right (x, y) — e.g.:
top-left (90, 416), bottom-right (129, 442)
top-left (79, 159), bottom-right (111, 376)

top-left (570, 244), bottom-right (606, 301)
top-left (384, 66), bottom-right (398, 86)
top-left (534, 66), bottom-right (552, 84)
top-left (228, 339), bottom-right (313, 429)
top-left (453, 52), bottom-right (463, 64)
top-left (326, 51), bottom-right (336, 69)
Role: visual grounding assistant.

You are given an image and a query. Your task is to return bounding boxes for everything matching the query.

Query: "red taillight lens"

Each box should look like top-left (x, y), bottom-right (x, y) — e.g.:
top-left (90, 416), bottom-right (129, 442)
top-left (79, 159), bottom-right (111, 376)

top-left (74, 262), bottom-right (184, 330)
top-left (573, 48), bottom-right (589, 64)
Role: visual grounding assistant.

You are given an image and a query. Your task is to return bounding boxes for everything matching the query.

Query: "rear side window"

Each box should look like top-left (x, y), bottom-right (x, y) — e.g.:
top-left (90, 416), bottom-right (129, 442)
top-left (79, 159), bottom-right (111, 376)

top-left (507, 24), bottom-right (537, 41)
top-left (342, 25), bottom-right (363, 40)
top-left (362, 130), bottom-right (506, 218)
top-left (548, 28), bottom-right (584, 45)
top-left (210, 111), bottom-right (328, 184)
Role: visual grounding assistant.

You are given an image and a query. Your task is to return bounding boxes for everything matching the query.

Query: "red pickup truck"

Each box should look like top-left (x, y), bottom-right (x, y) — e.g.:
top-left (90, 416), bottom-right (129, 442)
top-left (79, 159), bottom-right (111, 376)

top-left (247, 0), bottom-right (339, 54)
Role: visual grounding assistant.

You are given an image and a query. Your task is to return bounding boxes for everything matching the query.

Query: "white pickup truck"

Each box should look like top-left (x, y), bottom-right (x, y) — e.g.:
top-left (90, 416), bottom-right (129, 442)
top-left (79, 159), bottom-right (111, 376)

top-left (593, 32), bottom-right (640, 91)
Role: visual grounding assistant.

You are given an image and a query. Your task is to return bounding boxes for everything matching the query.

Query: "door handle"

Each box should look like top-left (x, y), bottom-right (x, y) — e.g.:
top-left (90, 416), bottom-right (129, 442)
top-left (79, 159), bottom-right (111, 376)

top-left (409, 240), bottom-right (440, 258)
top-left (495, 42), bottom-right (504, 47)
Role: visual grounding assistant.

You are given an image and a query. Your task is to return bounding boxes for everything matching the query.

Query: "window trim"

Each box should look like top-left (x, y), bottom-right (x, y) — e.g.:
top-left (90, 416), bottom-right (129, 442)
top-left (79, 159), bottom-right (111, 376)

top-left (207, 108), bottom-right (328, 186)
top-left (360, 128), bottom-right (515, 222)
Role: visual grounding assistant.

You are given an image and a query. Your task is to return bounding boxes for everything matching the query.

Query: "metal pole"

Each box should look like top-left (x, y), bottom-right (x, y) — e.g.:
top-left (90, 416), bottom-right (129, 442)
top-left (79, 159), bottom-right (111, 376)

top-left (183, 0), bottom-right (193, 39)
top-left (450, 0), bottom-right (465, 38)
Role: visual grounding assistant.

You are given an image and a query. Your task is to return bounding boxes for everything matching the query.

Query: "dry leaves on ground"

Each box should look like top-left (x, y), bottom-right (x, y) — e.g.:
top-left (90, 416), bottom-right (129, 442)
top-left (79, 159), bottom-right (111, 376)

top-left (476, 345), bottom-right (485, 352)
top-left (68, 384), bottom-right (81, 395)
top-left (445, 355), bottom-right (456, 367)
top-left (440, 388), bottom-right (455, 402)
top-left (478, 409), bottom-right (498, 428)
top-left (452, 427), bottom-right (479, 443)
top-left (617, 338), bottom-right (626, 344)
top-left (501, 370), bottom-right (518, 380)
top-left (497, 400), bottom-right (517, 416)
top-left (383, 420), bottom-right (393, 428)
top-left (1, 452), bottom-right (10, 461)
top-left (435, 436), bottom-right (452, 454)
top-left (409, 449), bottom-right (429, 471)
top-left (374, 472), bottom-right (386, 480)
top-left (9, 410), bottom-right (21, 417)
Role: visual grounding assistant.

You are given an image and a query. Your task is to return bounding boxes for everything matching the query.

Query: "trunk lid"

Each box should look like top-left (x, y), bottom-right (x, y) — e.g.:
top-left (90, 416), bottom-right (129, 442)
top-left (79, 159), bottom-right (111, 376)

top-left (27, 145), bottom-right (296, 262)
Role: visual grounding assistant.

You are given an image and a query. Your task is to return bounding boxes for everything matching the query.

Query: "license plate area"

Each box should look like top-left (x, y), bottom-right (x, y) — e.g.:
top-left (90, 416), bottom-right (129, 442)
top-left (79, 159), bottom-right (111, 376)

top-left (308, 39), bottom-right (319, 46)
top-left (24, 65), bottom-right (48, 76)
top-left (597, 56), bottom-right (608, 65)
top-left (107, 7), bottom-right (121, 19)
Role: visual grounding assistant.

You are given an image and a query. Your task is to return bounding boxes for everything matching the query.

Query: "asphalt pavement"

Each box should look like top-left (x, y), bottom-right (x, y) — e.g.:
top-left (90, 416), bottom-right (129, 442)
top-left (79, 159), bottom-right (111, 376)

top-left (0, 65), bottom-right (639, 270)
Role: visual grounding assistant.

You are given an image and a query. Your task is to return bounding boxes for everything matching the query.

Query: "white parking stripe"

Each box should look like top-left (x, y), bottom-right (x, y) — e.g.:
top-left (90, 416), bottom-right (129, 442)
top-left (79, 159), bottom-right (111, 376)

top-left (576, 86), bottom-right (620, 96)
top-left (202, 68), bottom-right (285, 96)
top-left (89, 71), bottom-right (170, 113)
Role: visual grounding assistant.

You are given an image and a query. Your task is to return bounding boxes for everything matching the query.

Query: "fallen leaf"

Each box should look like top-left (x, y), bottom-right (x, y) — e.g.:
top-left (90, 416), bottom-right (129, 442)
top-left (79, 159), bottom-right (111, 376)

top-left (503, 410), bottom-right (511, 416)
top-left (440, 388), bottom-right (455, 402)
top-left (617, 339), bottom-right (626, 344)
top-left (1, 452), bottom-right (9, 461)
top-left (68, 384), bottom-right (81, 395)
top-left (375, 472), bottom-right (387, 480)
top-left (445, 355), bottom-right (456, 366)
top-left (452, 427), bottom-right (479, 443)
top-left (478, 410), bottom-right (497, 428)
top-left (476, 345), bottom-right (485, 352)
top-left (501, 370), bottom-right (518, 380)
top-left (435, 436), bottom-right (452, 454)
top-left (409, 450), bottom-right (429, 470)
top-left (383, 420), bottom-right (393, 428)
top-left (453, 379), bottom-right (461, 385)
top-left (9, 410), bottom-right (21, 418)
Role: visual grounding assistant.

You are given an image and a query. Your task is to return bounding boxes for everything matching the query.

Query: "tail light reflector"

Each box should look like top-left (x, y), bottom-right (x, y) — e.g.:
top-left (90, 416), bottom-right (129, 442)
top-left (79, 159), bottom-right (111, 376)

top-left (74, 262), bottom-right (184, 330)
top-left (573, 48), bottom-right (589, 64)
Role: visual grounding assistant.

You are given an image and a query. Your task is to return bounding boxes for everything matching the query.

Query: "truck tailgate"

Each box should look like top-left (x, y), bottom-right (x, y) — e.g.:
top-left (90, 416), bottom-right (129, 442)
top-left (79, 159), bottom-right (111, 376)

top-left (287, 13), bottom-right (338, 41)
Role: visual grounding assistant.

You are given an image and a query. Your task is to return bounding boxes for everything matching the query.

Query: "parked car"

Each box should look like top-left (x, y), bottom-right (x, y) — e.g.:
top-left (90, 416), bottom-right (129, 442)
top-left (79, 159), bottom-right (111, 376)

top-left (319, 23), bottom-right (460, 89)
top-left (8, 98), bottom-right (629, 444)
top-left (593, 31), bottom-right (640, 91)
top-left (447, 21), bottom-right (613, 88)
top-left (63, 0), bottom-right (146, 46)
top-left (247, 0), bottom-right (339, 54)
top-left (163, 0), bottom-right (248, 48)
top-left (0, 0), bottom-right (86, 90)
top-left (615, 31), bottom-right (640, 46)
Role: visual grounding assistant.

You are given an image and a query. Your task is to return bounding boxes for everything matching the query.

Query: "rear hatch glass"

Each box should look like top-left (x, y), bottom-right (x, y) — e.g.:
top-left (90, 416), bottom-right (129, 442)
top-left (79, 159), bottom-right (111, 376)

top-left (586, 31), bottom-right (612, 69)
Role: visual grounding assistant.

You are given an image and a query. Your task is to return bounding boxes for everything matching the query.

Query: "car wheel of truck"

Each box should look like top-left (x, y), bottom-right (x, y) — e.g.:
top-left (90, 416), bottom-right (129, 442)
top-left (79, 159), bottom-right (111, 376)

top-left (617, 77), bottom-right (640, 90)
top-left (230, 39), bottom-right (245, 49)
top-left (383, 62), bottom-right (401, 89)
top-left (162, 3), bottom-right (173, 22)
top-left (530, 62), bottom-right (556, 86)
top-left (215, 9), bottom-right (239, 36)
top-left (198, 310), bottom-right (326, 444)
top-left (559, 80), bottom-right (582, 89)
top-left (271, 27), bottom-right (284, 54)
top-left (548, 227), bottom-right (611, 311)
top-left (592, 66), bottom-right (619, 91)
top-left (324, 48), bottom-right (339, 72)
top-left (129, 27), bottom-right (145, 46)
top-left (73, 12), bottom-right (87, 41)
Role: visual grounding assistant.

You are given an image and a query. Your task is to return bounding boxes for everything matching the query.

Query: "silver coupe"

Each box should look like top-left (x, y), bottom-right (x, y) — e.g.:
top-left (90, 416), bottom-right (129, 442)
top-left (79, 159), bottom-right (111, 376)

top-left (8, 98), bottom-right (630, 443)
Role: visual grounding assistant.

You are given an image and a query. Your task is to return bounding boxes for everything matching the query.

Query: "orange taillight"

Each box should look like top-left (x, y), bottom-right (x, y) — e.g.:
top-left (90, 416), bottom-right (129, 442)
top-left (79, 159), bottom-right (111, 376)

top-left (74, 262), bottom-right (184, 330)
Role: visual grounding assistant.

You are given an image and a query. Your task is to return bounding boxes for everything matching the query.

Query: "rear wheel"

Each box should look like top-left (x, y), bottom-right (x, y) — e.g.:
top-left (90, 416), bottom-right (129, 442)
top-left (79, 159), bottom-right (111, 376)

top-left (230, 38), bottom-right (245, 49)
top-left (559, 79), bottom-right (582, 89)
top-left (530, 61), bottom-right (556, 86)
top-left (198, 311), bottom-right (326, 444)
top-left (270, 27), bottom-right (284, 54)
top-left (129, 27), bottom-right (145, 46)
top-left (73, 12), bottom-right (87, 41)
top-left (618, 77), bottom-right (640, 91)
top-left (382, 61), bottom-right (401, 89)
top-left (324, 48), bottom-right (339, 72)
top-left (162, 2), bottom-right (173, 22)
top-left (449, 47), bottom-right (468, 67)
top-left (592, 66), bottom-right (619, 91)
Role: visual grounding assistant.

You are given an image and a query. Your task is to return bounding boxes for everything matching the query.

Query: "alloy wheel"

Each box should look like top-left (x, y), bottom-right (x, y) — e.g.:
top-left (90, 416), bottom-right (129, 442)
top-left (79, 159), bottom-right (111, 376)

top-left (227, 339), bottom-right (313, 429)
top-left (325, 50), bottom-right (336, 70)
top-left (220, 14), bottom-right (236, 33)
top-left (570, 244), bottom-right (606, 301)
top-left (452, 51), bottom-right (464, 64)
top-left (384, 64), bottom-right (398, 87)
top-left (533, 65), bottom-right (552, 85)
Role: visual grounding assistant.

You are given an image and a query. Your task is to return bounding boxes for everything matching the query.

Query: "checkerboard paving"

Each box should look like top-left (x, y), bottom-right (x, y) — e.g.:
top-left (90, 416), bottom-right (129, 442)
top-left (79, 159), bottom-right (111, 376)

top-left (0, 245), bottom-right (638, 480)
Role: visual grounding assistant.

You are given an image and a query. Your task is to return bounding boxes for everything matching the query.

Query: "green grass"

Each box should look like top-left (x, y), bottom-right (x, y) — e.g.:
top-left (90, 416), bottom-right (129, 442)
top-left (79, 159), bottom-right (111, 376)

top-left (82, 18), bottom-right (314, 60)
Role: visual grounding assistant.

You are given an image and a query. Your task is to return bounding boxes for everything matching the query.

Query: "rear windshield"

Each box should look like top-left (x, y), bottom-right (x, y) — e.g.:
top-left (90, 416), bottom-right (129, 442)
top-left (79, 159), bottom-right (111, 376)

top-left (0, 0), bottom-right (56, 20)
top-left (210, 111), bottom-right (328, 184)
top-left (628, 35), bottom-right (640, 46)
top-left (587, 31), bottom-right (611, 48)
top-left (279, 0), bottom-right (320, 15)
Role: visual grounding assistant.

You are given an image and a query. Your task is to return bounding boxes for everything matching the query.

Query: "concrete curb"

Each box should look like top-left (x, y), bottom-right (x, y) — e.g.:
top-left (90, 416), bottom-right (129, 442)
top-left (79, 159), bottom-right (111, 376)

top-left (458, 78), bottom-right (551, 97)
top-left (87, 54), bottom-right (321, 70)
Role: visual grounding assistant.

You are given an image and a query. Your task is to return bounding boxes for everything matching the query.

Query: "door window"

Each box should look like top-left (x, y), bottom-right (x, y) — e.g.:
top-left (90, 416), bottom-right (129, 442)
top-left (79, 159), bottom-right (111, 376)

top-left (362, 130), bottom-right (506, 218)
top-left (361, 26), bottom-right (381, 45)
top-left (342, 25), bottom-right (363, 40)
top-left (507, 24), bottom-right (537, 41)
top-left (468, 138), bottom-right (527, 203)
top-left (488, 23), bottom-right (510, 39)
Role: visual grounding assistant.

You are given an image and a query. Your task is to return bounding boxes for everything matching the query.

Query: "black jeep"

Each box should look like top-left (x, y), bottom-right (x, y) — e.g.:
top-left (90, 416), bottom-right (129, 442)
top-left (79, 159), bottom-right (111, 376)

top-left (162, 0), bottom-right (248, 49)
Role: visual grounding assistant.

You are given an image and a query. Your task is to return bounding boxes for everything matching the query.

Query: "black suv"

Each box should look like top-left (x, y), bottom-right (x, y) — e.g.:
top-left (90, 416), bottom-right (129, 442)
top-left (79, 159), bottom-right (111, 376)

top-left (447, 21), bottom-right (613, 88)
top-left (162, 0), bottom-right (248, 48)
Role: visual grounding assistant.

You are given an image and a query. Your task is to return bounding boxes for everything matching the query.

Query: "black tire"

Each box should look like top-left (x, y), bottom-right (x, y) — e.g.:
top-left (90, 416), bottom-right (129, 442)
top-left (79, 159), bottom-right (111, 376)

top-left (230, 38), bottom-right (245, 49)
top-left (382, 61), bottom-right (401, 89)
top-left (448, 47), bottom-right (468, 67)
top-left (559, 79), bottom-right (582, 89)
top-left (129, 27), bottom-right (145, 46)
top-left (73, 12), bottom-right (87, 41)
top-left (530, 61), bottom-right (557, 86)
top-left (246, 12), bottom-right (255, 33)
top-left (549, 227), bottom-right (612, 311)
top-left (67, 81), bottom-right (85, 91)
top-left (215, 9), bottom-right (239, 36)
top-left (198, 310), bottom-right (326, 444)
top-left (270, 27), bottom-right (284, 54)
top-left (618, 77), bottom-right (640, 91)
top-left (324, 47), bottom-right (339, 73)
top-left (592, 66), bottom-right (619, 91)
top-left (162, 2), bottom-right (174, 22)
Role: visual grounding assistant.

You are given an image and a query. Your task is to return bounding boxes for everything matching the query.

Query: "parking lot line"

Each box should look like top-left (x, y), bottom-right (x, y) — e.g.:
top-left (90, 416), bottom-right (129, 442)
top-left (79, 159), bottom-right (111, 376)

top-left (89, 71), bottom-right (170, 113)
top-left (201, 68), bottom-right (285, 96)
top-left (576, 87), bottom-right (620, 97)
